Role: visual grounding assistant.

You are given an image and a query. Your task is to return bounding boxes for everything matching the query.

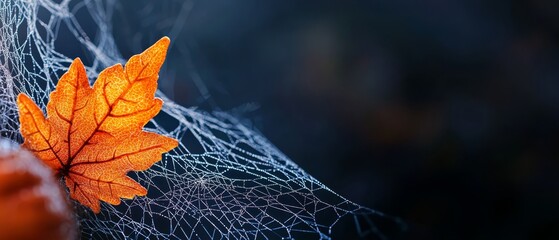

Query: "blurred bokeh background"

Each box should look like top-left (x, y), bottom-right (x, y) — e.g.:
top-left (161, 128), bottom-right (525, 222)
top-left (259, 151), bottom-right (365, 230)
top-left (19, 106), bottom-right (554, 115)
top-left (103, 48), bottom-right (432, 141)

top-left (107, 0), bottom-right (559, 239)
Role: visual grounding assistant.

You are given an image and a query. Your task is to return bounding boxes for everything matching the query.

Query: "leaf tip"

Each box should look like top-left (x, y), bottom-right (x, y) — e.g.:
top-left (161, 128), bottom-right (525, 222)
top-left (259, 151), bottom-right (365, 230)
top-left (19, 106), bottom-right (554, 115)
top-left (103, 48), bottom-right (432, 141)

top-left (72, 57), bottom-right (83, 64)
top-left (17, 92), bottom-right (28, 100)
top-left (16, 92), bottom-right (25, 101)
top-left (16, 93), bottom-right (33, 109)
top-left (137, 186), bottom-right (148, 197)
top-left (70, 58), bottom-right (86, 72)
top-left (170, 138), bottom-right (179, 149)
top-left (151, 36), bottom-right (170, 54)
top-left (91, 203), bottom-right (101, 214)
top-left (158, 36), bottom-right (170, 46)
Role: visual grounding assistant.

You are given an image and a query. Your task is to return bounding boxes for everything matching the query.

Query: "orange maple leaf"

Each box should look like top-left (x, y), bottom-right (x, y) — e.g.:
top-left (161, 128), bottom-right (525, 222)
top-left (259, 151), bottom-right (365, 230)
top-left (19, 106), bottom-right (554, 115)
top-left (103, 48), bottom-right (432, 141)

top-left (16, 37), bottom-right (178, 213)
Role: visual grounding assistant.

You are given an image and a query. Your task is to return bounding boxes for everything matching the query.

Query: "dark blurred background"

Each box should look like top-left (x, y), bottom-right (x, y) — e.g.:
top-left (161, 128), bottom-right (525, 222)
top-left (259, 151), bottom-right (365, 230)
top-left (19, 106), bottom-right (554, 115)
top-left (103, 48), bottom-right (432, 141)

top-left (109, 0), bottom-right (559, 239)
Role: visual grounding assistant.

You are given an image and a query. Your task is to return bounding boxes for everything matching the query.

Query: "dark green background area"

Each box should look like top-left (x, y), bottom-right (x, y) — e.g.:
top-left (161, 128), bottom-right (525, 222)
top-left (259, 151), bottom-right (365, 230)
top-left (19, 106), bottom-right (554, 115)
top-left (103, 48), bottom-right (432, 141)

top-left (66, 0), bottom-right (559, 239)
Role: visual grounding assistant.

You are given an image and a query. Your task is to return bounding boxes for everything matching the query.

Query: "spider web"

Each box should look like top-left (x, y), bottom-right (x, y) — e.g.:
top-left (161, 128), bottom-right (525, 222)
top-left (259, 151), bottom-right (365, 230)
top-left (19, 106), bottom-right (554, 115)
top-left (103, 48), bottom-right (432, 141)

top-left (0, 0), bottom-right (397, 239)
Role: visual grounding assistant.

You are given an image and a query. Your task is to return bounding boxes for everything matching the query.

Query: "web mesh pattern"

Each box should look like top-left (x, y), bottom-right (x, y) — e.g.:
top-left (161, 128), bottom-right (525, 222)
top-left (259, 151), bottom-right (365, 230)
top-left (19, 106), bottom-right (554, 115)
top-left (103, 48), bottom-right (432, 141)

top-left (0, 0), bottom-right (391, 239)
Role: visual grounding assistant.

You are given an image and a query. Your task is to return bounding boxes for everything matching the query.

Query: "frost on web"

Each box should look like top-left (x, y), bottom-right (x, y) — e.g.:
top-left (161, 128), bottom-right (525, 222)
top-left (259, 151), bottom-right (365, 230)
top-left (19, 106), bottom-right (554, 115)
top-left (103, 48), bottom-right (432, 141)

top-left (0, 0), bottom-right (396, 239)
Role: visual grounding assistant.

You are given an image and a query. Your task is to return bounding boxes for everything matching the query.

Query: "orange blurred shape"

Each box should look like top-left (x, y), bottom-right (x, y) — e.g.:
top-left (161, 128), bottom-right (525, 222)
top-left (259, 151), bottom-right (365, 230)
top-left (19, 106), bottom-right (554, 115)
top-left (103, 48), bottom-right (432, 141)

top-left (0, 139), bottom-right (76, 240)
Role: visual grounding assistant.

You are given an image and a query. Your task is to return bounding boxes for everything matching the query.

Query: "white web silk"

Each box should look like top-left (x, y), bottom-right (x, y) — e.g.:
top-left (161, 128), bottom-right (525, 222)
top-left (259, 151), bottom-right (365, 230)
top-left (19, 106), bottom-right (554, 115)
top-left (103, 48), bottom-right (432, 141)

top-left (0, 0), bottom-right (392, 239)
